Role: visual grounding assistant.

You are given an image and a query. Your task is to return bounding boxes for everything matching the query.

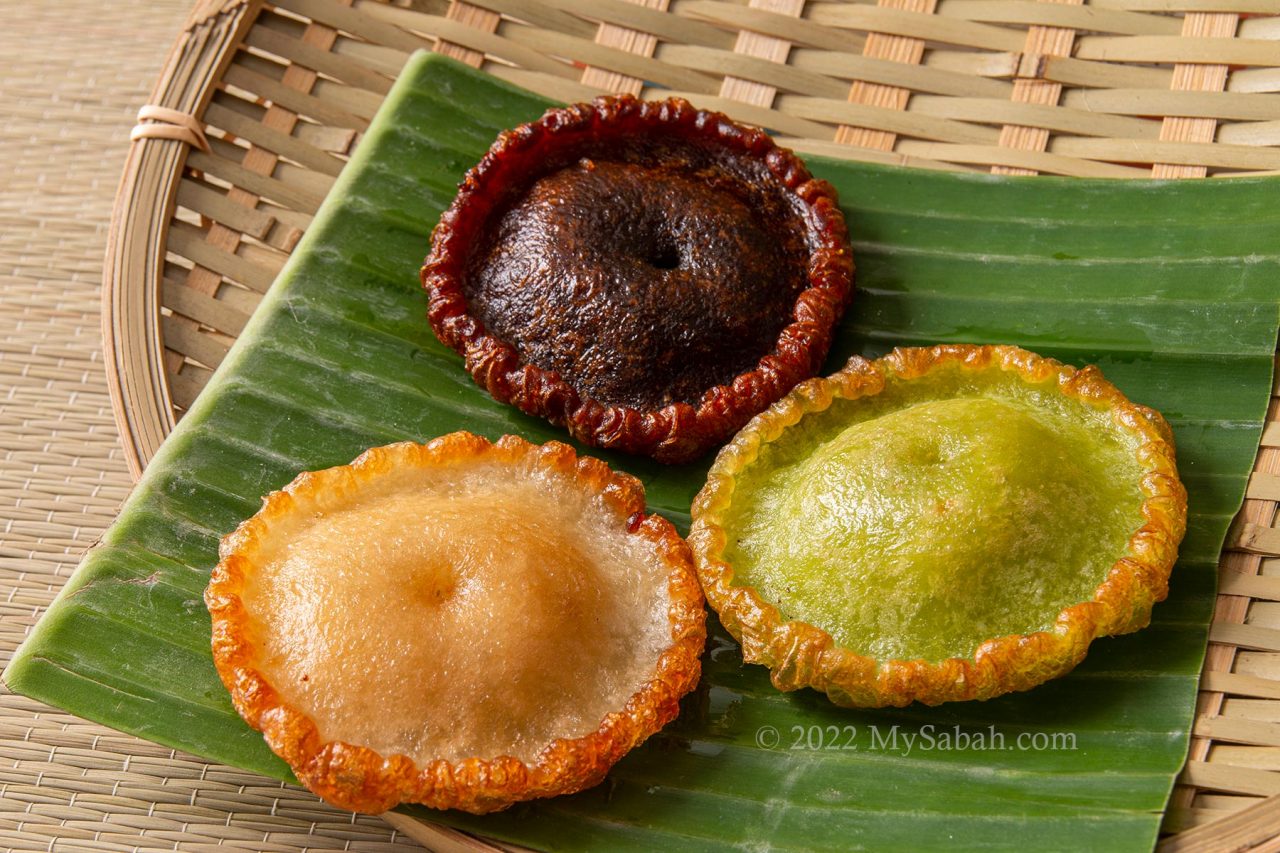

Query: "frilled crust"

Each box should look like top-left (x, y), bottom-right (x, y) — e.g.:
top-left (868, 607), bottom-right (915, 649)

top-left (421, 96), bottom-right (853, 464)
top-left (689, 345), bottom-right (1187, 707)
top-left (205, 433), bottom-right (706, 813)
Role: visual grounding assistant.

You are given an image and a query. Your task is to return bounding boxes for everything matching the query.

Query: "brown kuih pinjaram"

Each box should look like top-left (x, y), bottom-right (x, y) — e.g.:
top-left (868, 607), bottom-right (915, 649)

top-left (422, 96), bottom-right (854, 463)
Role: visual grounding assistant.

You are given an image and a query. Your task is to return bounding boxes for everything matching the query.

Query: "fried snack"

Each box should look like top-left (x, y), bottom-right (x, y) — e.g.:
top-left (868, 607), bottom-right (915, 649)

top-left (690, 345), bottom-right (1186, 707)
top-left (206, 433), bottom-right (705, 813)
top-left (422, 96), bottom-right (853, 463)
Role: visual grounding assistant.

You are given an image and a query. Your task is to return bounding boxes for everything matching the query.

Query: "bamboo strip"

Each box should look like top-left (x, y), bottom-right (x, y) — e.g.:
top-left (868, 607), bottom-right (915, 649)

top-left (790, 50), bottom-right (1014, 97)
top-left (895, 138), bottom-right (1152, 173)
top-left (1195, 714), bottom-right (1280, 748)
top-left (223, 231), bottom-right (290, 272)
top-left (453, 0), bottom-right (596, 40)
top-left (210, 90), bottom-right (356, 152)
top-left (201, 137), bottom-right (332, 194)
top-left (1221, 571), bottom-right (1280, 601)
top-left (678, 0), bottom-right (869, 52)
top-left (1075, 33), bottom-right (1271, 65)
top-left (1065, 88), bottom-right (1280, 121)
top-left (1230, 67), bottom-right (1280, 94)
top-left (1232, 520), bottom-right (1280, 554)
top-left (992, 0), bottom-right (1083, 176)
top-left (202, 102), bottom-right (347, 177)
top-left (259, 201), bottom-right (313, 238)
top-left (922, 49), bottom-right (1021, 77)
top-left (486, 65), bottom-right (603, 102)
top-left (102, 0), bottom-right (261, 479)
top-left (169, 221), bottom-right (284, 289)
top-left (909, 94), bottom-right (1159, 136)
top-left (1172, 394), bottom-right (1280, 824)
top-left (1235, 651), bottom-right (1280, 683)
top-left (1211, 746), bottom-right (1280, 772)
top-left (359, 5), bottom-right (578, 79)
top-left (176, 180), bottom-right (275, 240)
top-left (504, 26), bottom-right (721, 90)
top-left (580, 0), bottom-right (671, 95)
top-left (273, 0), bottom-right (429, 54)
top-left (381, 811), bottom-right (531, 853)
top-left (660, 43), bottom-right (849, 99)
top-left (937, 0), bottom-right (1185, 34)
top-left (1240, 13), bottom-right (1280, 34)
top-left (166, 4), bottom-right (344, 410)
top-left (222, 62), bottom-right (372, 128)
top-left (436, 2), bottom-right (499, 66)
top-left (186, 204), bottom-right (299, 256)
top-left (1211, 623), bottom-right (1280, 653)
top-left (295, 66), bottom-right (398, 119)
top-left (810, 3), bottom-right (1028, 50)
top-left (1154, 12), bottom-right (1238, 178)
top-left (162, 277), bottom-right (251, 337)
top-left (1091, 0), bottom-right (1277, 11)
top-left (1159, 793), bottom-right (1280, 853)
top-left (1219, 120), bottom-right (1280, 146)
top-left (781, 93), bottom-right (1002, 143)
top-left (716, 0), bottom-right (805, 108)
top-left (171, 366), bottom-right (210, 409)
top-left (244, 21), bottom-right (394, 95)
top-left (1181, 761), bottom-right (1280, 797)
top-left (1039, 52), bottom-right (1173, 88)
top-left (836, 0), bottom-right (941, 151)
top-left (660, 89), bottom-right (839, 135)
top-left (327, 34), bottom-right (412, 78)
top-left (1164, 805), bottom-right (1241, 833)
top-left (1264, 423), bottom-right (1280, 448)
top-left (185, 149), bottom-right (327, 213)
top-left (546, 0), bottom-right (736, 45)
top-left (1202, 671), bottom-right (1280, 702)
top-left (1051, 135), bottom-right (1280, 168)
top-left (1250, 473), bottom-right (1280, 502)
top-left (773, 134), bottom-right (974, 169)
top-left (159, 316), bottom-right (230, 370)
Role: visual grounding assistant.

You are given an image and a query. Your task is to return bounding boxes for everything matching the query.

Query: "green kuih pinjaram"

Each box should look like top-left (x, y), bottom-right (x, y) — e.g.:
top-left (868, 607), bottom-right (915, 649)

top-left (725, 361), bottom-right (1146, 664)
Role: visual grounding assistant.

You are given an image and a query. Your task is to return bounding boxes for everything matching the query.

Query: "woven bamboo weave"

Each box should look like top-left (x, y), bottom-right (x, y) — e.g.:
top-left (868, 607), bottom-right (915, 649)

top-left (19, 0), bottom-right (1280, 848)
top-left (0, 1), bottom-right (428, 849)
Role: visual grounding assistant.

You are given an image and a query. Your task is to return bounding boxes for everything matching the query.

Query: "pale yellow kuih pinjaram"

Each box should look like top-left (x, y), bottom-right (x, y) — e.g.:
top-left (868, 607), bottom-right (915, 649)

top-left (689, 344), bottom-right (1187, 707)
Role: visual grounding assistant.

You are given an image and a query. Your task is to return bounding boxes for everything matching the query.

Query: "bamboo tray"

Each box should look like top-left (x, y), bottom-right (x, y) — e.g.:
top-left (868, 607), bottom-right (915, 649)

top-left (103, 0), bottom-right (1280, 849)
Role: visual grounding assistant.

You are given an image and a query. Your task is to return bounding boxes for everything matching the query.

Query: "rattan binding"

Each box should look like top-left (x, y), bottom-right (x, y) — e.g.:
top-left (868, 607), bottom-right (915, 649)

top-left (102, 0), bottom-right (1280, 847)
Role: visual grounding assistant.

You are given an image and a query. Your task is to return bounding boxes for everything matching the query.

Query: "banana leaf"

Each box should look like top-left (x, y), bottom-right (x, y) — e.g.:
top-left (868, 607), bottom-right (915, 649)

top-left (7, 51), bottom-right (1280, 852)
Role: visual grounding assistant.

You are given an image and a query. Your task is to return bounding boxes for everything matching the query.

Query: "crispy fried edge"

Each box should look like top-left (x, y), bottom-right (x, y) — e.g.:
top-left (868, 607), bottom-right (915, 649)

top-left (688, 344), bottom-right (1187, 707)
top-left (421, 95), bottom-right (854, 464)
top-left (205, 432), bottom-right (706, 813)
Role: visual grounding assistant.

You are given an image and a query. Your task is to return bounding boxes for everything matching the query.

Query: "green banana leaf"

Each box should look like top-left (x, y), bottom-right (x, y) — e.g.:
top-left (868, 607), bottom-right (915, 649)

top-left (7, 51), bottom-right (1280, 852)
